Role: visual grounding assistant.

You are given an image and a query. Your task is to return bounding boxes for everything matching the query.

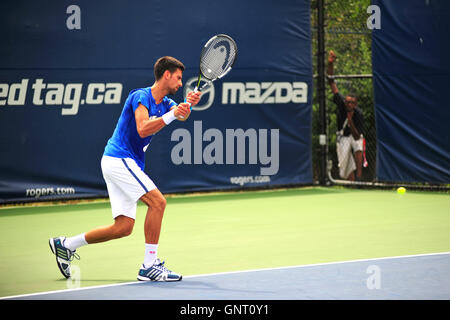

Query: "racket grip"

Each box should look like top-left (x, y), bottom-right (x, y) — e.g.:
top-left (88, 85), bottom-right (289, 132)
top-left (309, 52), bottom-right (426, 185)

top-left (188, 87), bottom-right (197, 109)
top-left (183, 98), bottom-right (192, 109)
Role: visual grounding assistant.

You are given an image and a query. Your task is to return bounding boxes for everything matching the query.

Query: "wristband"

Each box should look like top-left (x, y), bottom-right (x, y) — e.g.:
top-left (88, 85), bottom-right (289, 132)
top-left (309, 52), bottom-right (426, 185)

top-left (162, 109), bottom-right (176, 125)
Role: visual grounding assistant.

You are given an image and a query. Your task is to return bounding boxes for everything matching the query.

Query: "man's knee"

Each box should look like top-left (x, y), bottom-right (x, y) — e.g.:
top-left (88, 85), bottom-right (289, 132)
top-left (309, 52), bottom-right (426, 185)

top-left (150, 196), bottom-right (166, 213)
top-left (113, 216), bottom-right (134, 238)
top-left (141, 190), bottom-right (166, 211)
top-left (117, 225), bottom-right (133, 237)
top-left (354, 150), bottom-right (363, 163)
top-left (157, 196), bottom-right (167, 210)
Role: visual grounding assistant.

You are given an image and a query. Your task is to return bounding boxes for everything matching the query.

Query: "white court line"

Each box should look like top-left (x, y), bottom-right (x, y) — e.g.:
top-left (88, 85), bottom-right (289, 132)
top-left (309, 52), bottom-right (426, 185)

top-left (2, 251), bottom-right (449, 300)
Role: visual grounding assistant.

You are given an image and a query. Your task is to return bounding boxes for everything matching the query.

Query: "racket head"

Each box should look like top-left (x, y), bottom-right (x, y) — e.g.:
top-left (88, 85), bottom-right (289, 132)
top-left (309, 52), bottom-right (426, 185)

top-left (198, 34), bottom-right (238, 82)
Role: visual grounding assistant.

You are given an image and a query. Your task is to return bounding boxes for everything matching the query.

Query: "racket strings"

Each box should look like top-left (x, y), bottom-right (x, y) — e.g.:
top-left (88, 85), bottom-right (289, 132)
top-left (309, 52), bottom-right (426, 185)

top-left (200, 37), bottom-right (237, 80)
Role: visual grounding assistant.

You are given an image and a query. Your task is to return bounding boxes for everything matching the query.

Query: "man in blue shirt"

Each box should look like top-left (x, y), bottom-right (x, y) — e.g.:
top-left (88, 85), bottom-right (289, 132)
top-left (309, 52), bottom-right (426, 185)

top-left (49, 56), bottom-right (201, 281)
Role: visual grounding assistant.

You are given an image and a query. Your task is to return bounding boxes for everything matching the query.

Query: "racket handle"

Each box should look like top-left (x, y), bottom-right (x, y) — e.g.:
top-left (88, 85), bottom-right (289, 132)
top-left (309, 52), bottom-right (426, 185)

top-left (185, 87), bottom-right (199, 109)
top-left (184, 98), bottom-right (192, 109)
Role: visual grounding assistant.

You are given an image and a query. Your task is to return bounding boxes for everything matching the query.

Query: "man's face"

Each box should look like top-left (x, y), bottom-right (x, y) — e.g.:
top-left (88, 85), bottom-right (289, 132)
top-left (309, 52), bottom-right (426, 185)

top-left (344, 96), bottom-right (357, 112)
top-left (166, 68), bottom-right (183, 95)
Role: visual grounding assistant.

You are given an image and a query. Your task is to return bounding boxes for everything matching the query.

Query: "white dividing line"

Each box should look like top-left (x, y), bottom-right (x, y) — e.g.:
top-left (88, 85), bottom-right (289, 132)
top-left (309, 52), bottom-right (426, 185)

top-left (2, 251), bottom-right (449, 300)
top-left (185, 251), bottom-right (450, 279)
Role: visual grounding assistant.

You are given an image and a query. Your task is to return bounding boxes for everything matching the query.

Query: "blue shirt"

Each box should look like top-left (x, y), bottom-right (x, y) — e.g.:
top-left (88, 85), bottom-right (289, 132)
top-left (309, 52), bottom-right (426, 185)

top-left (104, 87), bottom-right (177, 170)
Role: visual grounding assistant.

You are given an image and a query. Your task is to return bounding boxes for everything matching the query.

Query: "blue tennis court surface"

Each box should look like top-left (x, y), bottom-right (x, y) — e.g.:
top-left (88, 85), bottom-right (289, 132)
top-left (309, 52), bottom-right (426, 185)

top-left (6, 253), bottom-right (450, 300)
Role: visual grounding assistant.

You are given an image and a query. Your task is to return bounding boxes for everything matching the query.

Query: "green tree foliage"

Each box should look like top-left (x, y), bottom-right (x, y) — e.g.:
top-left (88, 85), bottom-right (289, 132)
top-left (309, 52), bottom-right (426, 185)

top-left (311, 0), bottom-right (375, 181)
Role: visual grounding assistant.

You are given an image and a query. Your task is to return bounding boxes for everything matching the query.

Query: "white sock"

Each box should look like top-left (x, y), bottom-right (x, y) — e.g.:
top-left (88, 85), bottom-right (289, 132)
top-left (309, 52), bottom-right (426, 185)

top-left (144, 243), bottom-right (158, 268)
top-left (64, 233), bottom-right (88, 252)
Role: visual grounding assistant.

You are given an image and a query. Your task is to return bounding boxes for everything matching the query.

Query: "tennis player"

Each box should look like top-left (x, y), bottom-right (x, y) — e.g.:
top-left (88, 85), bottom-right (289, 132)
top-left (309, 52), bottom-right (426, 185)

top-left (49, 56), bottom-right (201, 281)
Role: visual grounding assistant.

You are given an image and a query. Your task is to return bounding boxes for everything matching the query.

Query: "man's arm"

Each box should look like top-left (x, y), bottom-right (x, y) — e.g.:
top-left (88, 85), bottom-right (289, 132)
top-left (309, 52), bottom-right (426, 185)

top-left (135, 103), bottom-right (191, 138)
top-left (327, 50), bottom-right (339, 95)
top-left (135, 104), bottom-right (165, 138)
top-left (347, 110), bottom-right (364, 140)
top-left (346, 111), bottom-right (361, 140)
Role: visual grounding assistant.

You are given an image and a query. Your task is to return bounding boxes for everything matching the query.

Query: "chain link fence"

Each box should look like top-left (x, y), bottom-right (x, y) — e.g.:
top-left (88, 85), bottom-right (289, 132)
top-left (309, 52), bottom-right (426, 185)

top-left (311, 0), bottom-right (448, 191)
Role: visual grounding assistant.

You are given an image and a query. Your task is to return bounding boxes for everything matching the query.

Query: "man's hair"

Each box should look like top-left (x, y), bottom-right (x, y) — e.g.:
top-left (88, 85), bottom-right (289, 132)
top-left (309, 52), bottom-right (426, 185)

top-left (154, 56), bottom-right (185, 81)
top-left (346, 90), bottom-right (358, 100)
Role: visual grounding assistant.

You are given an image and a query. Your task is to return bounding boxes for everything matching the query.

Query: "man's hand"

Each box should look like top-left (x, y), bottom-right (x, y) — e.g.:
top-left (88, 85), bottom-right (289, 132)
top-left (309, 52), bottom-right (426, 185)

top-left (328, 50), bottom-right (337, 64)
top-left (327, 50), bottom-right (338, 94)
top-left (347, 111), bottom-right (360, 140)
top-left (174, 102), bottom-right (191, 121)
top-left (347, 110), bottom-right (354, 122)
top-left (186, 91), bottom-right (202, 107)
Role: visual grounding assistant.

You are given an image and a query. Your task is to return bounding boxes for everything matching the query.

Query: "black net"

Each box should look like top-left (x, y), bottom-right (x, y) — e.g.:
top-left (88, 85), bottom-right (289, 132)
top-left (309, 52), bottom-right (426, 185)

top-left (311, 0), bottom-right (448, 191)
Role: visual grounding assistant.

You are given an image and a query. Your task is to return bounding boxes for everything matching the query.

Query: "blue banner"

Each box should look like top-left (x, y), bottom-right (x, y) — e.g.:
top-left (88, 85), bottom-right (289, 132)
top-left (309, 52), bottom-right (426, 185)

top-left (0, 0), bottom-right (313, 203)
top-left (372, 0), bottom-right (450, 183)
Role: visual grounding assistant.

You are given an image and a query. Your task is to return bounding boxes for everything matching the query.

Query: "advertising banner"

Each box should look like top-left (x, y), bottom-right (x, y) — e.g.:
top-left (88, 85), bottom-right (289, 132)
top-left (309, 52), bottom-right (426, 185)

top-left (0, 0), bottom-right (313, 203)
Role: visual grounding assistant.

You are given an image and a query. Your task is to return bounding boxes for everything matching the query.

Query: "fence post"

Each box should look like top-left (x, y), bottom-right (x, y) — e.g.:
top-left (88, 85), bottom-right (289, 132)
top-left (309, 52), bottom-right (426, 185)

top-left (317, 0), bottom-right (328, 185)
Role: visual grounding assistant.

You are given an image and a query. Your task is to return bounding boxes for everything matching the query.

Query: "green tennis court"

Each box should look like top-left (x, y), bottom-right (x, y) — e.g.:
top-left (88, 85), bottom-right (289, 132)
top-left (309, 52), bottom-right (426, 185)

top-left (0, 186), bottom-right (449, 298)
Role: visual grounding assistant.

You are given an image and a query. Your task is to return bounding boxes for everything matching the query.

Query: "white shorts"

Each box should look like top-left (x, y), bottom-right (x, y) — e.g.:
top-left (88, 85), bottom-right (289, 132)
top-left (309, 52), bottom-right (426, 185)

top-left (336, 135), bottom-right (363, 179)
top-left (101, 156), bottom-right (156, 220)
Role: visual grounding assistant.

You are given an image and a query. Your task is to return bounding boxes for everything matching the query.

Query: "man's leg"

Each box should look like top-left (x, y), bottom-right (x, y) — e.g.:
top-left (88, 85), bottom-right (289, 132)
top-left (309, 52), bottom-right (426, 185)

top-left (49, 215), bottom-right (135, 279)
top-left (347, 171), bottom-right (355, 181)
top-left (354, 150), bottom-right (363, 180)
top-left (337, 137), bottom-right (356, 180)
top-left (84, 215), bottom-right (135, 244)
top-left (351, 135), bottom-right (364, 181)
top-left (139, 188), bottom-right (166, 266)
top-left (51, 159), bottom-right (138, 278)
top-left (137, 188), bottom-right (182, 281)
top-left (141, 189), bottom-right (166, 244)
top-left (64, 211), bottom-right (135, 252)
top-left (50, 156), bottom-right (142, 279)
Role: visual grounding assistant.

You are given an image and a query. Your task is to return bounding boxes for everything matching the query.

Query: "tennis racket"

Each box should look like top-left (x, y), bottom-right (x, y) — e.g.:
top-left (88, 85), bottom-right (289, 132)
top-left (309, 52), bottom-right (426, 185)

top-left (186, 34), bottom-right (238, 106)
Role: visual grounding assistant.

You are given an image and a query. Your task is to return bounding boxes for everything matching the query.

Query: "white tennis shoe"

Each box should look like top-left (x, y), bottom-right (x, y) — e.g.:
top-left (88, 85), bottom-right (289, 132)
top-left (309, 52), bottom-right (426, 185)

top-left (49, 236), bottom-right (80, 279)
top-left (137, 258), bottom-right (182, 282)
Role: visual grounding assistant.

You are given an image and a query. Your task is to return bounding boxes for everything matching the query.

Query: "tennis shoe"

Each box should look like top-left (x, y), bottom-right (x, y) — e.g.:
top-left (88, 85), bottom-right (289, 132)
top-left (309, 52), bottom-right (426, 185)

top-left (137, 258), bottom-right (182, 282)
top-left (49, 236), bottom-right (80, 279)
